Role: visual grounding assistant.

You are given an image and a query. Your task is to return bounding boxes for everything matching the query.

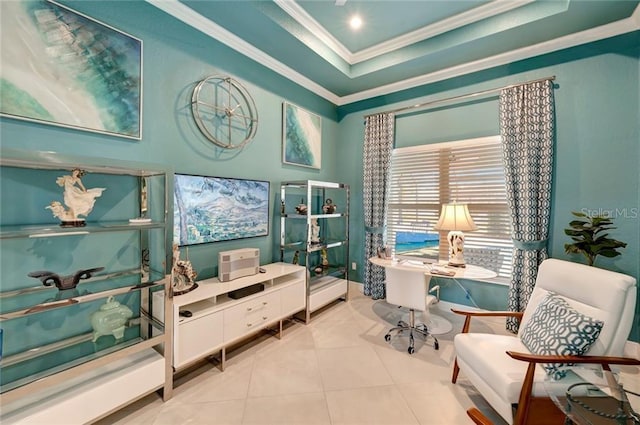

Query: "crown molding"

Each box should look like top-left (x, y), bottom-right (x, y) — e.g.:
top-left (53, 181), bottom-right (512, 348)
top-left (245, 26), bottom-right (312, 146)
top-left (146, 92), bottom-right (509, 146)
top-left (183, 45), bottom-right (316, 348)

top-left (145, 0), bottom-right (340, 104)
top-left (274, 0), bottom-right (352, 61)
top-left (275, 0), bottom-right (534, 65)
top-left (351, 0), bottom-right (534, 64)
top-left (149, 0), bottom-right (639, 107)
top-left (338, 10), bottom-right (640, 106)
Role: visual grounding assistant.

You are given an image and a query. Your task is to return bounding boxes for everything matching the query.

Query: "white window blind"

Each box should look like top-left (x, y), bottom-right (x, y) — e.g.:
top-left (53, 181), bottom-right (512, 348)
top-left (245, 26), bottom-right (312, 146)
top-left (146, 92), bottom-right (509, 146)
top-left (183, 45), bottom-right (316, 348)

top-left (387, 135), bottom-right (513, 278)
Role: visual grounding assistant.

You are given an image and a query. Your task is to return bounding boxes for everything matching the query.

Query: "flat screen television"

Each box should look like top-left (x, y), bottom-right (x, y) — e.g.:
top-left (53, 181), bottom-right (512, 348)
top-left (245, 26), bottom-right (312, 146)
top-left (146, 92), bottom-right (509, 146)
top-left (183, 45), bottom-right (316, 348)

top-left (173, 173), bottom-right (270, 246)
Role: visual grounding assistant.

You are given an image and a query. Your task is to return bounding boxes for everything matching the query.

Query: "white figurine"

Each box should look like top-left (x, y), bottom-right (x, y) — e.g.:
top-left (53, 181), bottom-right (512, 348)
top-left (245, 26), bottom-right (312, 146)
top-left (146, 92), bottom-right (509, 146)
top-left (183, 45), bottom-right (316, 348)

top-left (48, 169), bottom-right (105, 226)
top-left (310, 218), bottom-right (320, 243)
top-left (171, 244), bottom-right (198, 295)
top-left (46, 201), bottom-right (75, 222)
top-left (448, 232), bottom-right (466, 265)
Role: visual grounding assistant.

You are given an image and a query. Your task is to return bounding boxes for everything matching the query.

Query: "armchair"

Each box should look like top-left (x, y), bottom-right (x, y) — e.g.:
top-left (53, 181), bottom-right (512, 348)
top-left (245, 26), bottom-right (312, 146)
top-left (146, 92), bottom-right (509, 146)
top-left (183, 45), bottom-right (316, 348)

top-left (451, 258), bottom-right (638, 425)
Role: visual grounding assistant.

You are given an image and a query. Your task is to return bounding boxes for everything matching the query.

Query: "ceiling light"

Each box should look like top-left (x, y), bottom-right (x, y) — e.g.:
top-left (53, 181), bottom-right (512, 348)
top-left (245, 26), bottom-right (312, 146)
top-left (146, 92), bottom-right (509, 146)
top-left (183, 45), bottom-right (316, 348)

top-left (349, 15), bottom-right (362, 30)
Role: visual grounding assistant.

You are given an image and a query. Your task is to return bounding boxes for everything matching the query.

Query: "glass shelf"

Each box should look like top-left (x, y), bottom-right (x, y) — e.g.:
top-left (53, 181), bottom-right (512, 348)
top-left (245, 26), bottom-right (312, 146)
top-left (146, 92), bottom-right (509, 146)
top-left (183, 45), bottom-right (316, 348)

top-left (0, 148), bottom-right (168, 177)
top-left (309, 266), bottom-right (347, 282)
top-left (0, 324), bottom-right (163, 394)
top-left (0, 221), bottom-right (165, 239)
top-left (282, 213), bottom-right (347, 219)
top-left (0, 280), bottom-right (164, 320)
top-left (281, 240), bottom-right (348, 253)
top-left (280, 180), bottom-right (344, 190)
top-left (0, 268), bottom-right (144, 299)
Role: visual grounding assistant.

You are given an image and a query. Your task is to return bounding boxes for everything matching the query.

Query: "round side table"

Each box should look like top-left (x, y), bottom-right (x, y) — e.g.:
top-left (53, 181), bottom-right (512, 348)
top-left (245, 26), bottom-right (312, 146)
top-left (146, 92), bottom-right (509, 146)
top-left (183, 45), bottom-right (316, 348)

top-left (544, 367), bottom-right (639, 424)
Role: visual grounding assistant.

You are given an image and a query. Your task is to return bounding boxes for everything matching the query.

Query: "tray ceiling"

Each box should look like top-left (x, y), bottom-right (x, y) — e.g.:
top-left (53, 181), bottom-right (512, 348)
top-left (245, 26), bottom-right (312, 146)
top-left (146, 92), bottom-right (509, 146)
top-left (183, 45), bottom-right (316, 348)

top-left (148, 0), bottom-right (640, 106)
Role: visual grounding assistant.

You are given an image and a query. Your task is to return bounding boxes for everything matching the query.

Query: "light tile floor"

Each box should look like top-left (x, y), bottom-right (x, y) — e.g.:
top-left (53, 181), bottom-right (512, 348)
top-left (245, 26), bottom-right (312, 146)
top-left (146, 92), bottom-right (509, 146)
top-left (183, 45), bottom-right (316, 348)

top-left (97, 284), bottom-right (635, 425)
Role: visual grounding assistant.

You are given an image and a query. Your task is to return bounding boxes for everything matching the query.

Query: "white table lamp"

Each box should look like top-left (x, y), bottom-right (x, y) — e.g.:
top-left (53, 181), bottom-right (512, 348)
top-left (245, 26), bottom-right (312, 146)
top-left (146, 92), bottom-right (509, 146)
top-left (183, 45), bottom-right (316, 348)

top-left (434, 202), bottom-right (477, 267)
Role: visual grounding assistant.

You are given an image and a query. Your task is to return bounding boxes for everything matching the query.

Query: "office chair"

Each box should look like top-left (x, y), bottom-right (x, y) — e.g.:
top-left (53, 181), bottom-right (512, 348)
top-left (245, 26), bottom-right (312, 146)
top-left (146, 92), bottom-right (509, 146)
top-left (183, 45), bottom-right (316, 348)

top-left (384, 266), bottom-right (439, 354)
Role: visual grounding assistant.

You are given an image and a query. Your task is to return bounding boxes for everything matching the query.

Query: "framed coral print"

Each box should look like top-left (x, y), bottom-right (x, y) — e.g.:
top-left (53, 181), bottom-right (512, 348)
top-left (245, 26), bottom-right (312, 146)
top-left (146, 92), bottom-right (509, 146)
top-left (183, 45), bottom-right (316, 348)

top-left (0, 0), bottom-right (143, 140)
top-left (282, 102), bottom-right (321, 169)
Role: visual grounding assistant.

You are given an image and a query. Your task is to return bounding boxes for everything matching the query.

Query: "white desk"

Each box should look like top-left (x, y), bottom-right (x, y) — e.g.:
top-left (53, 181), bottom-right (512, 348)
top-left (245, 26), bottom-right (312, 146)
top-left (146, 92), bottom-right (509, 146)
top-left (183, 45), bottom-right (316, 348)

top-left (369, 257), bottom-right (498, 329)
top-left (368, 257), bottom-right (498, 280)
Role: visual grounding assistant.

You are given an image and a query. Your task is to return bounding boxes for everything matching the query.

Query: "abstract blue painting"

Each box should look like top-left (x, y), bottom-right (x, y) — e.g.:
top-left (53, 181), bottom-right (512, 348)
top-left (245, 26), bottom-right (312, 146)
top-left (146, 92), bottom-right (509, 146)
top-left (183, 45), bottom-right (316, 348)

top-left (282, 102), bottom-right (321, 169)
top-left (0, 1), bottom-right (142, 139)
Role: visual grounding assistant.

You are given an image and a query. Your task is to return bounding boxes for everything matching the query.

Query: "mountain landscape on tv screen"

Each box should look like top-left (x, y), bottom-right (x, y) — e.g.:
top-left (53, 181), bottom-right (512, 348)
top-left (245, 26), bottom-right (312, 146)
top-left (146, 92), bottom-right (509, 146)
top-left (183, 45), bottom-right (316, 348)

top-left (174, 175), bottom-right (269, 245)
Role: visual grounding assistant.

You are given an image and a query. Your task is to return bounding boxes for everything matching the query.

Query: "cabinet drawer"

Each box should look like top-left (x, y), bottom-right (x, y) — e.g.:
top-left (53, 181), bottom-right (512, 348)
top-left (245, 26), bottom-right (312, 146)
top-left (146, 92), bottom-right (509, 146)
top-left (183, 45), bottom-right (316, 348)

top-left (281, 280), bottom-right (305, 316)
top-left (224, 292), bottom-right (280, 342)
top-left (175, 311), bottom-right (223, 368)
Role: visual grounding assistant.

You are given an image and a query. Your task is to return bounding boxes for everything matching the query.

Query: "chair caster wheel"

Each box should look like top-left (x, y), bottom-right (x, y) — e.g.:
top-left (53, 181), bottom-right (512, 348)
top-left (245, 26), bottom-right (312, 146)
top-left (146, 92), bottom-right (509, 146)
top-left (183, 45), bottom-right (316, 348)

top-left (408, 346), bottom-right (415, 354)
top-left (384, 334), bottom-right (391, 342)
top-left (434, 341), bottom-right (439, 350)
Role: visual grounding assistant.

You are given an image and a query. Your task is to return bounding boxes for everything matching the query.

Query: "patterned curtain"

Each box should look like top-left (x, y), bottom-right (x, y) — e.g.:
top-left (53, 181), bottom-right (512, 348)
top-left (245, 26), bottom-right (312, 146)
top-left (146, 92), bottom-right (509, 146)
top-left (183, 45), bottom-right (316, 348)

top-left (363, 113), bottom-right (395, 299)
top-left (499, 80), bottom-right (554, 332)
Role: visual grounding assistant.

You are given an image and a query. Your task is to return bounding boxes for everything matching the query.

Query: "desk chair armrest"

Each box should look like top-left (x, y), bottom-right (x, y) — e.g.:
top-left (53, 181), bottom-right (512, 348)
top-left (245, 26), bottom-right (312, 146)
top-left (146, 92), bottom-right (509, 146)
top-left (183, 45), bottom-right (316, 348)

top-left (451, 309), bottom-right (524, 333)
top-left (506, 351), bottom-right (640, 425)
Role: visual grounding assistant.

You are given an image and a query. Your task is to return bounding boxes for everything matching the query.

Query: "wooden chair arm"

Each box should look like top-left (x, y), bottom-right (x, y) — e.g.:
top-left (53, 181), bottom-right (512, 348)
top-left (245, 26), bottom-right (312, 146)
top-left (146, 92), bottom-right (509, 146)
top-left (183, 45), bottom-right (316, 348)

top-left (451, 309), bottom-right (524, 318)
top-left (451, 309), bottom-right (524, 333)
top-left (506, 351), bottom-right (640, 367)
top-left (466, 408), bottom-right (494, 425)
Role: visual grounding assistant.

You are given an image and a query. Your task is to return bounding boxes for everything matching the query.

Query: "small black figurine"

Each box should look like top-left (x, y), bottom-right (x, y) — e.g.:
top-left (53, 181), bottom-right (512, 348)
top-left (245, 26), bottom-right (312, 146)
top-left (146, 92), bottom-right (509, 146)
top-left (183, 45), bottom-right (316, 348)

top-left (28, 267), bottom-right (105, 291)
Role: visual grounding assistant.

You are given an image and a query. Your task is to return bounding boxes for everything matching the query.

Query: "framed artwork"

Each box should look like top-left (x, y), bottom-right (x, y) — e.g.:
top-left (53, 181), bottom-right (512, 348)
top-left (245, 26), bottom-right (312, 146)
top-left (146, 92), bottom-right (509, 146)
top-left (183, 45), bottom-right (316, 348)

top-left (282, 102), bottom-right (321, 169)
top-left (0, 0), bottom-right (143, 140)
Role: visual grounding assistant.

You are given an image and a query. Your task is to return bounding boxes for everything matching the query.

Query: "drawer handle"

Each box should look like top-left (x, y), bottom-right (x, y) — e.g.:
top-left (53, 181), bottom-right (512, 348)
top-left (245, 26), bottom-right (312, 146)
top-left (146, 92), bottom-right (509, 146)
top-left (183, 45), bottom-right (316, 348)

top-left (247, 323), bottom-right (252, 327)
top-left (247, 307), bottom-right (253, 311)
top-left (262, 302), bottom-right (268, 305)
top-left (263, 316), bottom-right (267, 320)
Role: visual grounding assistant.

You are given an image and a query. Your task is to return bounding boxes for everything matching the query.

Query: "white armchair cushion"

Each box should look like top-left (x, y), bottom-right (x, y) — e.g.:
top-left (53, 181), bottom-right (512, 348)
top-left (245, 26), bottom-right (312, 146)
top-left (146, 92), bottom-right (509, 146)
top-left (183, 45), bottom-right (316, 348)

top-left (519, 293), bottom-right (604, 379)
top-left (454, 333), bottom-right (547, 402)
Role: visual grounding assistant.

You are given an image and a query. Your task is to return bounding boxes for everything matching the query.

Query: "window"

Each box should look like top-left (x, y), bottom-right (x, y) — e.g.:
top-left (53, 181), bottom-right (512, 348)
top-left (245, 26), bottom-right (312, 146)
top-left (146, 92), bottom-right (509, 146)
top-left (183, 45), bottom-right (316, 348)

top-left (386, 135), bottom-right (513, 278)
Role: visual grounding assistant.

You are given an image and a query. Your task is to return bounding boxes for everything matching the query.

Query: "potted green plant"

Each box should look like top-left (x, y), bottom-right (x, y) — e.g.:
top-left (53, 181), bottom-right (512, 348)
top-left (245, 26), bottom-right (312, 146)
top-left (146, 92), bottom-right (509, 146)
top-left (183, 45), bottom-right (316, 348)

top-left (564, 211), bottom-right (626, 266)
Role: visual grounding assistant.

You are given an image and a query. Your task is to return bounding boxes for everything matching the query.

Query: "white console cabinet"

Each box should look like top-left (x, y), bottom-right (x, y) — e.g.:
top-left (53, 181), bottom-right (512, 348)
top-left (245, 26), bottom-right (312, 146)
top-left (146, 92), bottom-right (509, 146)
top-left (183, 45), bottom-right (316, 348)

top-left (155, 262), bottom-right (305, 374)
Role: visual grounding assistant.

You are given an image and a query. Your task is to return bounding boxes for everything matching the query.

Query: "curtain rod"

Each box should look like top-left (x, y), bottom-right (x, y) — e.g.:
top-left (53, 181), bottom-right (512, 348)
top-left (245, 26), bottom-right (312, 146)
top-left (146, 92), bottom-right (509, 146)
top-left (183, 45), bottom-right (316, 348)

top-left (364, 75), bottom-right (556, 119)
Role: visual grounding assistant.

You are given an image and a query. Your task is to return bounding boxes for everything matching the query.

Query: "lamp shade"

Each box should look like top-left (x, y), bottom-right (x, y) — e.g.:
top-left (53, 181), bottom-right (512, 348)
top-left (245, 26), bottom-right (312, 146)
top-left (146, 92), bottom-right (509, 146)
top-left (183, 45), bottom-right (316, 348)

top-left (433, 203), bottom-right (477, 232)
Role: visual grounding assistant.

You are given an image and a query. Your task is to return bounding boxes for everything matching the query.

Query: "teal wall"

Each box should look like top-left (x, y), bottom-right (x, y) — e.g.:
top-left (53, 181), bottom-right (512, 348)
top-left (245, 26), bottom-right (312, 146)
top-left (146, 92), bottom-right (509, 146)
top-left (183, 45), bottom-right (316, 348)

top-left (336, 34), bottom-right (640, 342)
top-left (0, 1), bottom-right (340, 280)
top-left (1, 2), bottom-right (637, 341)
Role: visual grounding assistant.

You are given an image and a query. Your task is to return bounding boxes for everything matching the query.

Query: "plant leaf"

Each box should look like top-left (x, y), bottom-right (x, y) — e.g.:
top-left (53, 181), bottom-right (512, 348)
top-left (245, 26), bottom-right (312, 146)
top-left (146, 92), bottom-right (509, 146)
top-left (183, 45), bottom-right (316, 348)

top-left (564, 211), bottom-right (626, 265)
top-left (598, 250), bottom-right (622, 258)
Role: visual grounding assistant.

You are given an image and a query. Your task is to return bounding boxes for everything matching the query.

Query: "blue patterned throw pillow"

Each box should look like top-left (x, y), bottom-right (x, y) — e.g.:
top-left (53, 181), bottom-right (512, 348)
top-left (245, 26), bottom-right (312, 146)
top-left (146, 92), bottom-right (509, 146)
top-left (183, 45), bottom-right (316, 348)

top-left (520, 293), bottom-right (604, 380)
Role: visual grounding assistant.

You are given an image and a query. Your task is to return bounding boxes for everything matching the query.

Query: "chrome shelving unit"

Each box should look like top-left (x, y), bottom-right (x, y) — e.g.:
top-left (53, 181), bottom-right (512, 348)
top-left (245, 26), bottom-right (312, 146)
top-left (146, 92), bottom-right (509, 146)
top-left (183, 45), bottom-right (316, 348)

top-left (0, 149), bottom-right (173, 421)
top-left (279, 180), bottom-right (350, 323)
